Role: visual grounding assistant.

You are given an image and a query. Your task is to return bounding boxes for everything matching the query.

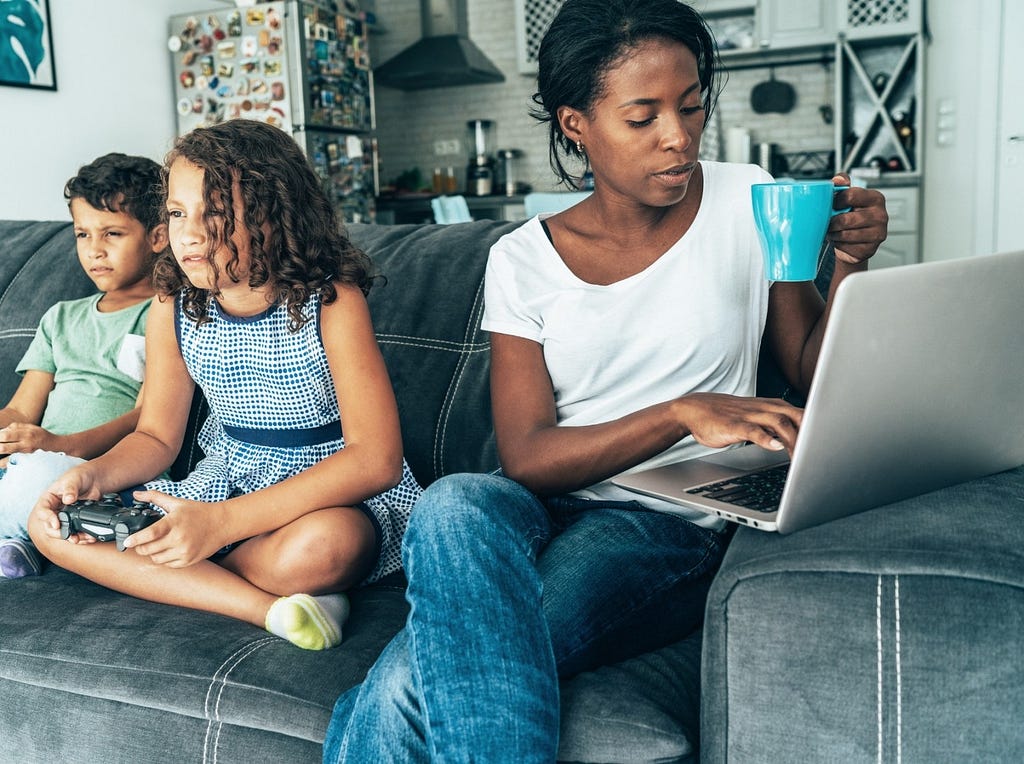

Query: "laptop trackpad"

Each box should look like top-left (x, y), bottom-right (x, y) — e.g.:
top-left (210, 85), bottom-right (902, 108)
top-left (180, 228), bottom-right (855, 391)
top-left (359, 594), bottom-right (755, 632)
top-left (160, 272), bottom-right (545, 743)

top-left (701, 445), bottom-right (790, 473)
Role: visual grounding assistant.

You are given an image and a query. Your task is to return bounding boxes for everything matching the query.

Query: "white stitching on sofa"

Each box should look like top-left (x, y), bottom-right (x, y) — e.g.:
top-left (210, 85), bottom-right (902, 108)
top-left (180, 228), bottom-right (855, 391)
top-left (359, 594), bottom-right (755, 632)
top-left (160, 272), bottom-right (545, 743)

top-left (875, 575), bottom-right (904, 764)
top-left (377, 338), bottom-right (487, 353)
top-left (202, 637), bottom-right (278, 763)
top-left (876, 575), bottom-right (883, 764)
top-left (377, 333), bottom-right (488, 351)
top-left (433, 278), bottom-right (487, 477)
top-left (895, 575), bottom-right (903, 764)
top-left (0, 328), bottom-right (38, 339)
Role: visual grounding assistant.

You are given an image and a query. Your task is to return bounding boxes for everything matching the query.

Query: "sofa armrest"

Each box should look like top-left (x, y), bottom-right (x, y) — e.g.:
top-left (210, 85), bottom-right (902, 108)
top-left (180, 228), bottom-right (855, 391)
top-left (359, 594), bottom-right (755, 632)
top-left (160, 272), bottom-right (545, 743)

top-left (701, 466), bottom-right (1024, 763)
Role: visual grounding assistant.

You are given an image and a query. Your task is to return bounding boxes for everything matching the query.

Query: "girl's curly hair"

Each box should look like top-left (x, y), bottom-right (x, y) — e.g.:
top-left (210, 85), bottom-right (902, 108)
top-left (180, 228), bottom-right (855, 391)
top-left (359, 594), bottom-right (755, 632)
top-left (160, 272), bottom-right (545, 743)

top-left (155, 119), bottom-right (377, 330)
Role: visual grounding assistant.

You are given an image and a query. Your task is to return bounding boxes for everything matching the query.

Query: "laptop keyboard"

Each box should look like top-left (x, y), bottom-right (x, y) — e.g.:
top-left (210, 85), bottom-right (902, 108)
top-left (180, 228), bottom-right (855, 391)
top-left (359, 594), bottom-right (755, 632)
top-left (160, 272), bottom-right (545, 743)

top-left (685, 464), bottom-right (790, 513)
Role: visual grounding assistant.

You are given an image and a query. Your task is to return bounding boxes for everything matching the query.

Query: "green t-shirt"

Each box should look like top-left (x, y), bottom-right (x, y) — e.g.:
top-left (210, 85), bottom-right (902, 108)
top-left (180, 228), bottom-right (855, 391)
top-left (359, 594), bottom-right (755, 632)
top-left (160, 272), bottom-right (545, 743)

top-left (16, 294), bottom-right (151, 435)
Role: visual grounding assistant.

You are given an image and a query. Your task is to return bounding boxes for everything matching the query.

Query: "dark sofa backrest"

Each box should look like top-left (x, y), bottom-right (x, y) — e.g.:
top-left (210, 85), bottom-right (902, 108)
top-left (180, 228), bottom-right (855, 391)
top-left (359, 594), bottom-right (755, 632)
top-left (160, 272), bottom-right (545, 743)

top-left (0, 222), bottom-right (94, 401)
top-left (348, 220), bottom-right (521, 486)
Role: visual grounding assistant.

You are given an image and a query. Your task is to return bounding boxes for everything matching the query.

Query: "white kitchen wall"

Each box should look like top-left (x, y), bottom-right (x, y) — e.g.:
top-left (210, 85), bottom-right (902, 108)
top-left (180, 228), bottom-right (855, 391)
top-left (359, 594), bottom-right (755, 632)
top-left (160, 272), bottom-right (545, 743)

top-left (0, 0), bottom-right (233, 221)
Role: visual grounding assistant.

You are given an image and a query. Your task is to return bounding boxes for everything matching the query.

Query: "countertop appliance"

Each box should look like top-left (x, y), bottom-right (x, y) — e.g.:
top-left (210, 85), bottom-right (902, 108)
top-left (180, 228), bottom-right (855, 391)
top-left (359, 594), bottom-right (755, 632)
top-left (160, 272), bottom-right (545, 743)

top-left (168, 1), bottom-right (378, 223)
top-left (466, 119), bottom-right (494, 196)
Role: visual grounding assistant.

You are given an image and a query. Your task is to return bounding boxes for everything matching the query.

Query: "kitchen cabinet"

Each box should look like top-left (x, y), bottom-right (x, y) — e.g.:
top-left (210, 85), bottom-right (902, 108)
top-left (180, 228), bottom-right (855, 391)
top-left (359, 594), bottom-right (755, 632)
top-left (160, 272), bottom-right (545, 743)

top-left (837, 0), bottom-right (923, 40)
top-left (855, 184), bottom-right (919, 268)
top-left (756, 0), bottom-right (836, 50)
top-left (690, 1), bottom-right (756, 14)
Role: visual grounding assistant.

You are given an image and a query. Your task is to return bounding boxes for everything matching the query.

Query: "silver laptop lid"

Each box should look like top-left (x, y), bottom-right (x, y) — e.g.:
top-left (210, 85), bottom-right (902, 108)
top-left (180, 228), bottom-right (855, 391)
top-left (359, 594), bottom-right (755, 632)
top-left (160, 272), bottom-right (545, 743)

top-left (777, 249), bottom-right (1024, 532)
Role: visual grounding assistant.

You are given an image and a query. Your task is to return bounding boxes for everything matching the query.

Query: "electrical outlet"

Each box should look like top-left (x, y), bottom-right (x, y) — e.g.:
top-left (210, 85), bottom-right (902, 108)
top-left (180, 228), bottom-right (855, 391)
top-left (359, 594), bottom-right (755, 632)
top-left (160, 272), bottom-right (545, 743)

top-left (433, 139), bottom-right (460, 156)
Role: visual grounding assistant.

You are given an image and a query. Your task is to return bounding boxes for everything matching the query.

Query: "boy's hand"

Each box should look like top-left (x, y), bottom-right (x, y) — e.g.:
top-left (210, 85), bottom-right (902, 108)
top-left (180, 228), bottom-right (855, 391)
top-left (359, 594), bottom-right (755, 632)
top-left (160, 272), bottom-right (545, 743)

top-left (123, 490), bottom-right (229, 568)
top-left (29, 468), bottom-right (102, 543)
top-left (0, 423), bottom-right (60, 464)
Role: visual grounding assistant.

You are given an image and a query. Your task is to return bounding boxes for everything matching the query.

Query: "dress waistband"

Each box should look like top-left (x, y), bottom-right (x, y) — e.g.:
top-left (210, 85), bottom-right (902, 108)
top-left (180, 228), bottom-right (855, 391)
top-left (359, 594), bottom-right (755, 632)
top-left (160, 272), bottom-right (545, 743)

top-left (222, 420), bottom-right (342, 448)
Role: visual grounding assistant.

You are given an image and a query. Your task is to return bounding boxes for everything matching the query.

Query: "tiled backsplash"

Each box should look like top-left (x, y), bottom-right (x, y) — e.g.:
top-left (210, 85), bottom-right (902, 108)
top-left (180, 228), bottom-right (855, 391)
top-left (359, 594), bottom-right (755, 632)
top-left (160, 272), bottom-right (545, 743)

top-left (369, 0), bottom-right (836, 194)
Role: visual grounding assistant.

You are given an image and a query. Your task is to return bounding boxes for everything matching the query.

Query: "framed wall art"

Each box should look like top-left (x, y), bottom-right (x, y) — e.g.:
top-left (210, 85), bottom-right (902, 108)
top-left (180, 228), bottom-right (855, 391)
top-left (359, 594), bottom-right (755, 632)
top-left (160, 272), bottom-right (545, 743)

top-left (1, 0), bottom-right (56, 90)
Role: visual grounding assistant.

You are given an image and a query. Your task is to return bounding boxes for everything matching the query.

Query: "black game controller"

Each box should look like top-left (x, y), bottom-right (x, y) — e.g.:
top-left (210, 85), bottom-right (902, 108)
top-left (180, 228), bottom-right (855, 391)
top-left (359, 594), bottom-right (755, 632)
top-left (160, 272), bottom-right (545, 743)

top-left (58, 497), bottom-right (165, 552)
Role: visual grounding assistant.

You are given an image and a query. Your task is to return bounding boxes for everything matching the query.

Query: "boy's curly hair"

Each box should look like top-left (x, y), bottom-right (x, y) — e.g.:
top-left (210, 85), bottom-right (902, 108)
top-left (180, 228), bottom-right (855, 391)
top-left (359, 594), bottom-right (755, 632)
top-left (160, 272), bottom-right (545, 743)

top-left (64, 153), bottom-right (164, 232)
top-left (155, 119), bottom-right (377, 330)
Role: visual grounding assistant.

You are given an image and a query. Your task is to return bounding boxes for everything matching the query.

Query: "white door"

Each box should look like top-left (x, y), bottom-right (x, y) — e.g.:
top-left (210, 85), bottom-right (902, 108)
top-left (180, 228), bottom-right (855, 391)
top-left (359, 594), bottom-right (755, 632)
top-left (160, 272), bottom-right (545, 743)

top-left (995, 0), bottom-right (1024, 253)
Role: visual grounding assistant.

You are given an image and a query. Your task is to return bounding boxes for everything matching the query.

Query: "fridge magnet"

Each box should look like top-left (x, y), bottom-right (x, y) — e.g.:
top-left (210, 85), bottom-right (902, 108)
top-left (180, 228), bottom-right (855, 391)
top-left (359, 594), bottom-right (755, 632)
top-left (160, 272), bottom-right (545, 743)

top-left (227, 12), bottom-right (242, 37)
top-left (246, 9), bottom-right (266, 27)
top-left (1, 0), bottom-right (56, 90)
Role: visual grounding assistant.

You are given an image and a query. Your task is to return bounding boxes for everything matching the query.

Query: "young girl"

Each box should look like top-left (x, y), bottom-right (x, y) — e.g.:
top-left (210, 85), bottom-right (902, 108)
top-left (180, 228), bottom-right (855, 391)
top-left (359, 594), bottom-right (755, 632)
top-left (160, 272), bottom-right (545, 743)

top-left (29, 119), bottom-right (421, 651)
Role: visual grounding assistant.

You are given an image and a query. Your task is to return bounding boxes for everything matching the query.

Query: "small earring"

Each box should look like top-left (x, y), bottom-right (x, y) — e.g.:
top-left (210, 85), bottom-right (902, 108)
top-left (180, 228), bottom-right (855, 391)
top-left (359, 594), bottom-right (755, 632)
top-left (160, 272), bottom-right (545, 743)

top-left (576, 139), bottom-right (585, 155)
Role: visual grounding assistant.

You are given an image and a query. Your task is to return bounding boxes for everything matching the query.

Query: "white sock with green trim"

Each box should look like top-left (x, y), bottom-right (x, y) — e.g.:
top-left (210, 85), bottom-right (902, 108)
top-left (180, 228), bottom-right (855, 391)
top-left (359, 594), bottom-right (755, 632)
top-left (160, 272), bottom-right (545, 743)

top-left (265, 593), bottom-right (350, 650)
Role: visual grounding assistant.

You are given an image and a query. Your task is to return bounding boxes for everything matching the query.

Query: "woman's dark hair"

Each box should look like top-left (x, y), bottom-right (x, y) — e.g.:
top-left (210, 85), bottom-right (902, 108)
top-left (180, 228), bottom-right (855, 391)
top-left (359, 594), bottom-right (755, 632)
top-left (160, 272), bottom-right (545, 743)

top-left (155, 119), bottom-right (376, 329)
top-left (530, 0), bottom-right (723, 188)
top-left (64, 153), bottom-right (164, 232)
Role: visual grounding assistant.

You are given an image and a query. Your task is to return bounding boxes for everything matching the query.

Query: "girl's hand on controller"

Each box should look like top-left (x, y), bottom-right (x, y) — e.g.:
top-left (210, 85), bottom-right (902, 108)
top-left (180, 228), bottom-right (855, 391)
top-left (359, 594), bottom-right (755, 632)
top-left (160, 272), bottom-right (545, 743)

top-left (122, 490), bottom-right (229, 567)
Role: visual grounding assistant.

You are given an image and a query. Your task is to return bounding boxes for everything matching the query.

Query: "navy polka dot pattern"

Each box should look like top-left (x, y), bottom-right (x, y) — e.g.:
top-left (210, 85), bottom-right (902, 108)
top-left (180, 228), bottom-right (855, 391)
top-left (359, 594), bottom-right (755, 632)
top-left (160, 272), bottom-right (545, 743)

top-left (146, 293), bottom-right (421, 583)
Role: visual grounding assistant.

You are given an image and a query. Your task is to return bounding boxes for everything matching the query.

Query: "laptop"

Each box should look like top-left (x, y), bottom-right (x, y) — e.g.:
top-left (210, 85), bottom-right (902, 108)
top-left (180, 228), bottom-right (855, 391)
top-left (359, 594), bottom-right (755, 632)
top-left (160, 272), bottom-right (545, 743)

top-left (612, 249), bottom-right (1024, 534)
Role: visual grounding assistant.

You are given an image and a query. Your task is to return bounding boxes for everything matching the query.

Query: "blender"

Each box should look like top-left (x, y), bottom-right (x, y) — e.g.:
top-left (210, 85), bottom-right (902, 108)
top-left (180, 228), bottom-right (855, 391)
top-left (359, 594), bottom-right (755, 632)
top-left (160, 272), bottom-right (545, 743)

top-left (495, 148), bottom-right (523, 197)
top-left (466, 119), bottom-right (495, 196)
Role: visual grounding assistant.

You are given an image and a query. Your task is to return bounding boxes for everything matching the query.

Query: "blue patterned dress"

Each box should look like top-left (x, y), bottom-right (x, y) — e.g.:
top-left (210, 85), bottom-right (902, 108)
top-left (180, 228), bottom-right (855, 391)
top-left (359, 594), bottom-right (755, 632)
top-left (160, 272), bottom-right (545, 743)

top-left (145, 292), bottom-right (421, 582)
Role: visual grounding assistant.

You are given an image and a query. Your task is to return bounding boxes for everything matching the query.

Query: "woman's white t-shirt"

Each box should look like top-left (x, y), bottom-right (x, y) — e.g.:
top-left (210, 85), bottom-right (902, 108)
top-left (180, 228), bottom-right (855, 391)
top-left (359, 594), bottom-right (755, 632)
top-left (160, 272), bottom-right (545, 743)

top-left (482, 161), bottom-right (773, 526)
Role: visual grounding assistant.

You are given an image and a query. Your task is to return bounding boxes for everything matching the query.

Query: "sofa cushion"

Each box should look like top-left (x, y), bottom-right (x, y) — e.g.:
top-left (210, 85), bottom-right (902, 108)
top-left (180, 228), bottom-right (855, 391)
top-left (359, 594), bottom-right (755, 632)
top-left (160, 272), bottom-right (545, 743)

top-left (559, 630), bottom-right (702, 764)
top-left (0, 567), bottom-right (409, 763)
top-left (700, 465), bottom-right (1024, 763)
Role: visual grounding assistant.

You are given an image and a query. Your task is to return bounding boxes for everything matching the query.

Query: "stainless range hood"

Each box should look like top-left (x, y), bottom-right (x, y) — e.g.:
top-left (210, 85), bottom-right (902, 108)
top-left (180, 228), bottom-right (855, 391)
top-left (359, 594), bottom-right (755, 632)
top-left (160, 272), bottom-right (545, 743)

top-left (374, 0), bottom-right (505, 90)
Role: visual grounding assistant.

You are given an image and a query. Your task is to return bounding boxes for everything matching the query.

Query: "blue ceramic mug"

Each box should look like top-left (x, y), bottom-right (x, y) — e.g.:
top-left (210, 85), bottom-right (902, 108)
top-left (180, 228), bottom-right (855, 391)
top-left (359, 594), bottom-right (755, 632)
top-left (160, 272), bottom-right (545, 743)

top-left (751, 180), bottom-right (850, 281)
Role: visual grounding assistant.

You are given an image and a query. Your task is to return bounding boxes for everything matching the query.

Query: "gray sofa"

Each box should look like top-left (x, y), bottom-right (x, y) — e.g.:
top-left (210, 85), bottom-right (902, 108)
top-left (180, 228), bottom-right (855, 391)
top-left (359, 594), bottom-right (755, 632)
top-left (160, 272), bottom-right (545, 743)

top-left (0, 218), bottom-right (1021, 763)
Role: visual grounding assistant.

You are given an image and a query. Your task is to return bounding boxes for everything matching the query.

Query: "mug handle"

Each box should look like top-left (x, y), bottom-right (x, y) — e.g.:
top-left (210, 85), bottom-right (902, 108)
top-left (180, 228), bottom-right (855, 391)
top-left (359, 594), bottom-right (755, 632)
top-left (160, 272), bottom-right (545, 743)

top-left (832, 185), bottom-right (852, 215)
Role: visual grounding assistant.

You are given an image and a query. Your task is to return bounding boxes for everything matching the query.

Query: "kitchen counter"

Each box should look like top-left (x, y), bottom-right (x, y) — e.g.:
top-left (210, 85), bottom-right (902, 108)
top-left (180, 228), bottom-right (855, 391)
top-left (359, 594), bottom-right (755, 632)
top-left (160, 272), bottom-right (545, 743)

top-left (375, 194), bottom-right (527, 224)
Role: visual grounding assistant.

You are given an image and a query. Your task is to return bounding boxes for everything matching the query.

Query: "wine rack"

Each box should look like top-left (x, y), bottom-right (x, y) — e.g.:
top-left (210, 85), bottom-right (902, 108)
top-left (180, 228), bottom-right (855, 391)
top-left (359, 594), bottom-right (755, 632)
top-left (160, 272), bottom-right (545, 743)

top-left (835, 32), bottom-right (923, 178)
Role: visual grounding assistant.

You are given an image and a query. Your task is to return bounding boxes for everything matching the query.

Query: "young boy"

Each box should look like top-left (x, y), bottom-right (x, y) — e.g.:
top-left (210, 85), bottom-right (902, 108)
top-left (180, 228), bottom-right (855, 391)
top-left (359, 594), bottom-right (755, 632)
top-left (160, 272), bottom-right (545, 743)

top-left (0, 153), bottom-right (167, 578)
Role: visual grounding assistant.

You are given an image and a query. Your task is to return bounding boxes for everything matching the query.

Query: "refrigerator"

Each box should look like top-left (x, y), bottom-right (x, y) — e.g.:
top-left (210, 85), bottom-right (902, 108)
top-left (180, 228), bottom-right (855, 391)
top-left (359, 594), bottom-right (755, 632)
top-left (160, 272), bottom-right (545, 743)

top-left (168, 1), bottom-right (378, 223)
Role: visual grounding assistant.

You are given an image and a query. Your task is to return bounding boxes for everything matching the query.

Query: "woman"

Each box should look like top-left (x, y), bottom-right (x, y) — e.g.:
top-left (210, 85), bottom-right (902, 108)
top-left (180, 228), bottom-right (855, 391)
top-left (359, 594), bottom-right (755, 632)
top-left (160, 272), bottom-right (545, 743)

top-left (324, 0), bottom-right (887, 759)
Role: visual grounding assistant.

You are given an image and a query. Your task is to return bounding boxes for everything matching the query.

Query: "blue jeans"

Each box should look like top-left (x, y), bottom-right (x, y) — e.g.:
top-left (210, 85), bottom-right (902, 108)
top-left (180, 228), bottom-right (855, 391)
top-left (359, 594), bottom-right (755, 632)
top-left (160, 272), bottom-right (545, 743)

top-left (0, 450), bottom-right (84, 541)
top-left (323, 472), bottom-right (729, 763)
